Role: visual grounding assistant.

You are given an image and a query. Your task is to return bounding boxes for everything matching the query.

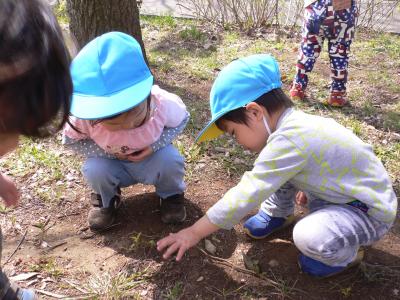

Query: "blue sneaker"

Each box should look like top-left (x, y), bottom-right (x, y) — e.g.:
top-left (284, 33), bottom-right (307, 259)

top-left (298, 249), bottom-right (364, 278)
top-left (243, 211), bottom-right (295, 239)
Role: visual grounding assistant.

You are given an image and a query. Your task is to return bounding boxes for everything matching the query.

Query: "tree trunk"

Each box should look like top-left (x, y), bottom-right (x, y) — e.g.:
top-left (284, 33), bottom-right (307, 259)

top-left (66, 0), bottom-right (146, 61)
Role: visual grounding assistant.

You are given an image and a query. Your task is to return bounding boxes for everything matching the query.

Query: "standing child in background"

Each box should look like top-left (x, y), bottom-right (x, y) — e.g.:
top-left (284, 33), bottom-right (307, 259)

top-left (290, 0), bottom-right (357, 106)
top-left (0, 0), bottom-right (72, 298)
top-left (157, 54), bottom-right (397, 278)
top-left (63, 32), bottom-right (189, 232)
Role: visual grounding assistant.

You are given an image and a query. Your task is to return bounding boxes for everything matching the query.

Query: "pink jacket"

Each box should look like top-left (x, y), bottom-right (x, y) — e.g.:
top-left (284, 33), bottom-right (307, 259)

top-left (63, 85), bottom-right (187, 156)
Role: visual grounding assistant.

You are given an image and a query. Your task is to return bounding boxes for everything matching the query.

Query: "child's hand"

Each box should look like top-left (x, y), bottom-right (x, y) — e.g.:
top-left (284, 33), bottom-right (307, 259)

top-left (295, 191), bottom-right (308, 206)
top-left (0, 173), bottom-right (20, 207)
top-left (127, 147), bottom-right (153, 162)
top-left (157, 227), bottom-right (201, 261)
top-left (157, 215), bottom-right (219, 261)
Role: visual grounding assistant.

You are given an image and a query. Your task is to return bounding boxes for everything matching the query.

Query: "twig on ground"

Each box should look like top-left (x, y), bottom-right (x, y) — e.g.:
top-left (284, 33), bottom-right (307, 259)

top-left (196, 246), bottom-right (280, 287)
top-left (104, 251), bottom-right (118, 261)
top-left (78, 226), bottom-right (89, 232)
top-left (196, 246), bottom-right (305, 295)
top-left (349, 63), bottom-right (363, 70)
top-left (61, 296), bottom-right (93, 300)
top-left (57, 212), bottom-right (81, 219)
top-left (4, 229), bottom-right (28, 266)
top-left (79, 223), bottom-right (121, 240)
top-left (36, 289), bottom-right (67, 298)
top-left (42, 241), bottom-right (67, 253)
top-left (62, 278), bottom-right (90, 294)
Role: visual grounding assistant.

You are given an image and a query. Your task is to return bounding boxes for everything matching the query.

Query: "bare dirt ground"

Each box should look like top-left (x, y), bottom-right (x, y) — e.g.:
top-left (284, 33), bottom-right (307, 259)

top-left (1, 21), bottom-right (399, 299)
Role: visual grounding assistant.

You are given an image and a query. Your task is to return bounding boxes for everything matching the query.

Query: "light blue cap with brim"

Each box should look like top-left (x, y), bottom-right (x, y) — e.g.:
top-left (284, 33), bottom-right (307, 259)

top-left (196, 54), bottom-right (282, 143)
top-left (70, 31), bottom-right (153, 119)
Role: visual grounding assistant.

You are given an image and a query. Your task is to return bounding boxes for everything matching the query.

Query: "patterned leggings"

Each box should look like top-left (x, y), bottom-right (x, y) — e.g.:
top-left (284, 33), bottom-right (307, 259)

top-left (294, 0), bottom-right (357, 92)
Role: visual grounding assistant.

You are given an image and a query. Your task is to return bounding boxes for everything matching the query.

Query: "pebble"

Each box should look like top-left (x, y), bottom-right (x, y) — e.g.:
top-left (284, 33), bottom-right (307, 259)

top-left (392, 133), bottom-right (400, 141)
top-left (204, 239), bottom-right (217, 255)
top-left (268, 259), bottom-right (279, 268)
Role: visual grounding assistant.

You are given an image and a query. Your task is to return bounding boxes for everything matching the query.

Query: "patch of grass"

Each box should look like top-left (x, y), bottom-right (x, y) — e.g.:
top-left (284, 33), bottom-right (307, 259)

top-left (223, 31), bottom-right (240, 44)
top-left (175, 139), bottom-right (206, 180)
top-left (4, 138), bottom-right (63, 180)
top-left (206, 284), bottom-right (251, 299)
top-left (129, 231), bottom-right (156, 252)
top-left (340, 118), bottom-right (363, 137)
top-left (364, 33), bottom-right (400, 60)
top-left (175, 140), bottom-right (204, 164)
top-left (360, 99), bottom-right (377, 116)
top-left (179, 25), bottom-right (206, 41)
top-left (0, 204), bottom-right (10, 214)
top-left (86, 269), bottom-right (151, 299)
top-left (383, 111), bottom-right (400, 132)
top-left (0, 136), bottom-right (80, 205)
top-left (148, 52), bottom-right (174, 74)
top-left (36, 184), bottom-right (66, 204)
top-left (266, 271), bottom-right (298, 299)
top-left (29, 257), bottom-right (64, 279)
top-left (353, 33), bottom-right (400, 70)
top-left (162, 281), bottom-right (184, 300)
top-left (358, 262), bottom-right (400, 284)
top-left (209, 137), bottom-right (255, 178)
top-left (366, 71), bottom-right (399, 94)
top-left (32, 217), bottom-right (52, 243)
top-left (374, 142), bottom-right (400, 164)
top-left (141, 15), bottom-right (177, 29)
top-left (340, 286), bottom-right (353, 298)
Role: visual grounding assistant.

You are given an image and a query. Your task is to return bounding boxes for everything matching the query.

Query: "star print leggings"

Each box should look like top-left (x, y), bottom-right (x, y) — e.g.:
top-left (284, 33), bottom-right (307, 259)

top-left (294, 0), bottom-right (357, 92)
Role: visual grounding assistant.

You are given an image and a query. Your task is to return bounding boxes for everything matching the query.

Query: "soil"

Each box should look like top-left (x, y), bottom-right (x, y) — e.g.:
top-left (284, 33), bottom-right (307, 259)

top-left (1, 28), bottom-right (399, 299)
top-left (3, 177), bottom-right (400, 299)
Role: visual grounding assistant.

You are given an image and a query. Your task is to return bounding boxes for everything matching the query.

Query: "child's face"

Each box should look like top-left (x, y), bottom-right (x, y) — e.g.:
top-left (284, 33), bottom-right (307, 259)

top-left (101, 101), bottom-right (148, 131)
top-left (218, 112), bottom-right (268, 152)
top-left (0, 133), bottom-right (19, 157)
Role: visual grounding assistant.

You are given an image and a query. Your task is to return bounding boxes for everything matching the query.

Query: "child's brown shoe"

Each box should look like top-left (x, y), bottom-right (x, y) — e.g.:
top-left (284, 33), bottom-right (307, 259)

top-left (326, 91), bottom-right (348, 107)
top-left (160, 193), bottom-right (186, 224)
top-left (88, 192), bottom-right (121, 231)
top-left (289, 83), bottom-right (306, 101)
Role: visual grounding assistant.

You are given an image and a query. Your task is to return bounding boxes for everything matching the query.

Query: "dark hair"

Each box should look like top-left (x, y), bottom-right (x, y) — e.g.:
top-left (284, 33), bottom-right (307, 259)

top-left (0, 0), bottom-right (72, 137)
top-left (215, 88), bottom-right (293, 128)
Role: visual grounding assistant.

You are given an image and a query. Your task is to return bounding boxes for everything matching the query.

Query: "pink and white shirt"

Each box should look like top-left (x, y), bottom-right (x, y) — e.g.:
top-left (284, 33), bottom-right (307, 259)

top-left (63, 85), bottom-right (187, 156)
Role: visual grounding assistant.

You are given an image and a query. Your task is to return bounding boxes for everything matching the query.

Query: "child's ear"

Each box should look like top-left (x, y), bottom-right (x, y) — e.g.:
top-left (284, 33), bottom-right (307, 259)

top-left (245, 102), bottom-right (265, 121)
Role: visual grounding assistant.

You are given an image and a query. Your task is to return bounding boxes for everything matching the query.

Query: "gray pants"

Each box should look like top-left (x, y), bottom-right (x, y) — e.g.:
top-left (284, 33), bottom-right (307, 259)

top-left (261, 183), bottom-right (391, 267)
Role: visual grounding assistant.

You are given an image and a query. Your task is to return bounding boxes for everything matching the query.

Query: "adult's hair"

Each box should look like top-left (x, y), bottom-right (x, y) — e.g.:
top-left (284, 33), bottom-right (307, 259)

top-left (0, 0), bottom-right (72, 137)
top-left (216, 88), bottom-right (293, 127)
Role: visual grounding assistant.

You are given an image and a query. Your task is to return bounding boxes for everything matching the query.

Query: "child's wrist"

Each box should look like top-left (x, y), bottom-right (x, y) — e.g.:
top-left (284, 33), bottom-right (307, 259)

top-left (191, 215), bottom-right (219, 239)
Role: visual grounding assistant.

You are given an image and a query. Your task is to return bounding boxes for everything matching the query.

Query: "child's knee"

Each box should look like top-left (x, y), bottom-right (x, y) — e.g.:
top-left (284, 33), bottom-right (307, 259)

top-left (293, 218), bottom-right (341, 260)
top-left (81, 158), bottom-right (114, 182)
top-left (154, 146), bottom-right (184, 172)
top-left (293, 218), bottom-right (315, 253)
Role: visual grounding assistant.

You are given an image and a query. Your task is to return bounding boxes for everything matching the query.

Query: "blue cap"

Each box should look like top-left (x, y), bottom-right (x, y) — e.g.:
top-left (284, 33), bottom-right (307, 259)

top-left (70, 32), bottom-right (153, 119)
top-left (196, 54), bottom-right (282, 142)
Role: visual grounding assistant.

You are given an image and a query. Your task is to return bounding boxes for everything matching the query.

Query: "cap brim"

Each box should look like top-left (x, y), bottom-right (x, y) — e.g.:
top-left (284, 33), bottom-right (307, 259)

top-left (196, 122), bottom-right (224, 143)
top-left (70, 75), bottom-right (154, 119)
top-left (196, 110), bottom-right (227, 143)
